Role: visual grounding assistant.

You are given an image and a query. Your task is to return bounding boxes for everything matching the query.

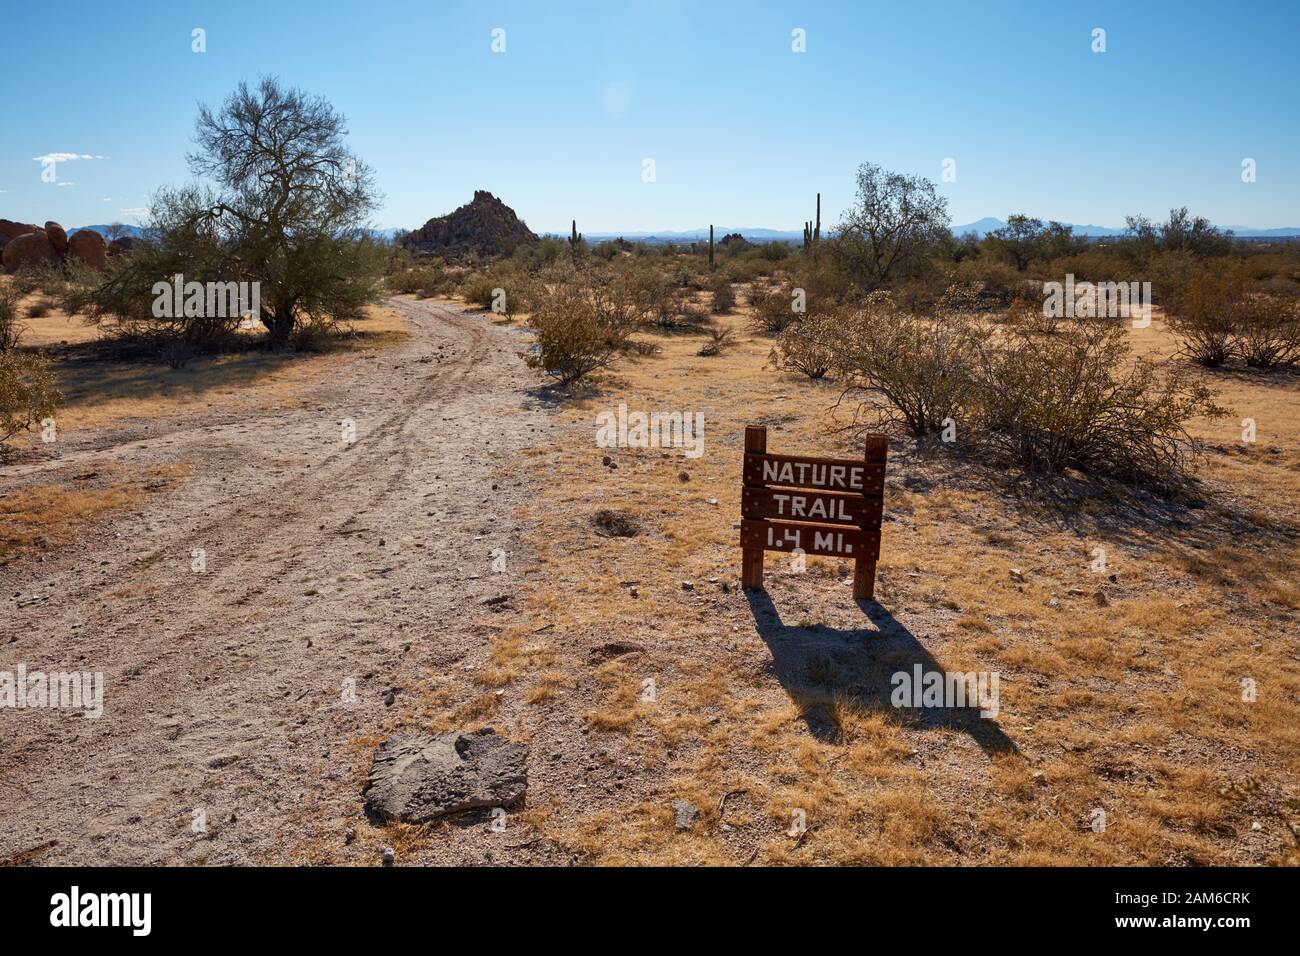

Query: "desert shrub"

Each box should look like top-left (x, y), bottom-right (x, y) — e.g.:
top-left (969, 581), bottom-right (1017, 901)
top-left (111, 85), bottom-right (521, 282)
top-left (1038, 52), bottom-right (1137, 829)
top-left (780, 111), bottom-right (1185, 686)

top-left (949, 257), bottom-right (1027, 308)
top-left (1044, 251), bottom-right (1135, 285)
top-left (789, 256), bottom-right (852, 312)
top-left (749, 285), bottom-right (801, 335)
top-left (1142, 249), bottom-right (1198, 308)
top-left (460, 272), bottom-right (500, 310)
top-left (697, 322), bottom-right (735, 357)
top-left (26, 300), bottom-right (52, 318)
top-left (525, 281), bottom-right (619, 385)
top-left (1005, 294), bottom-right (1062, 334)
top-left (388, 263), bottom-right (444, 295)
top-left (677, 299), bottom-right (710, 328)
top-left (289, 315), bottom-right (341, 352)
top-left (0, 350), bottom-right (62, 449)
top-left (892, 279), bottom-right (943, 315)
top-left (971, 323), bottom-right (1224, 485)
top-left (646, 280), bottom-right (701, 331)
top-left (1238, 252), bottom-right (1299, 283)
top-left (1166, 260), bottom-right (1244, 366)
top-left (1236, 293), bottom-right (1300, 369)
top-left (511, 236), bottom-right (568, 272)
top-left (582, 263), bottom-right (661, 339)
top-left (834, 294), bottom-right (986, 436)
top-left (62, 246), bottom-right (246, 362)
top-left (771, 311), bottom-right (841, 379)
top-left (710, 278), bottom-right (736, 314)
top-left (61, 243), bottom-right (250, 366)
top-left (0, 285), bottom-right (22, 351)
top-left (723, 257), bottom-right (770, 284)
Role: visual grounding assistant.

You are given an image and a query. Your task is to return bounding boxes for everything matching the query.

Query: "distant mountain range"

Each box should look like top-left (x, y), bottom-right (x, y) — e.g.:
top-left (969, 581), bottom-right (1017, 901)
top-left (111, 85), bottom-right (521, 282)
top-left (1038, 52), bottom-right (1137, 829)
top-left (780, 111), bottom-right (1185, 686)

top-left (59, 218), bottom-right (1300, 246)
top-left (582, 227), bottom-right (805, 243)
top-left (950, 217), bottom-right (1300, 239)
top-left (66, 223), bottom-right (407, 242)
top-left (67, 223), bottom-right (149, 239)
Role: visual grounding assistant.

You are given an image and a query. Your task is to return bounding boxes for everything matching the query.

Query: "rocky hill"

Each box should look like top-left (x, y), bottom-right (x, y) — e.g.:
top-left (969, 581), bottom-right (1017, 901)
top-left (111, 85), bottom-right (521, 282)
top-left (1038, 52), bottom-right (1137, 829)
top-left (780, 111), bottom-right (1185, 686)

top-left (401, 191), bottom-right (537, 259)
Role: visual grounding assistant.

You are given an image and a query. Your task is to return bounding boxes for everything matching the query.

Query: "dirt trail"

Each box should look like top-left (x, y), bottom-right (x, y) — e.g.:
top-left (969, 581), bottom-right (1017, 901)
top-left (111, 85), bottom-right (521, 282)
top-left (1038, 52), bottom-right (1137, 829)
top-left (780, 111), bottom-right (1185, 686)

top-left (0, 299), bottom-right (552, 864)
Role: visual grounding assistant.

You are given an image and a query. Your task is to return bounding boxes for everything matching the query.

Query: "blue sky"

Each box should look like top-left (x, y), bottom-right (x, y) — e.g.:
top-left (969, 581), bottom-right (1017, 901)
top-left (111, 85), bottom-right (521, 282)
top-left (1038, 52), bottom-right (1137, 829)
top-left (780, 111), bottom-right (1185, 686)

top-left (2, 0), bottom-right (1297, 233)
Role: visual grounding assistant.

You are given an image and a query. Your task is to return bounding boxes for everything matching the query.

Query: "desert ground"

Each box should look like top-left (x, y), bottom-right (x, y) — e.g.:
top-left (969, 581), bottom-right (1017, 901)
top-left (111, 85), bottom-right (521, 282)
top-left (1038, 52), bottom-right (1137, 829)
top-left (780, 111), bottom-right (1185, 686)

top-left (1, 285), bottom-right (1297, 866)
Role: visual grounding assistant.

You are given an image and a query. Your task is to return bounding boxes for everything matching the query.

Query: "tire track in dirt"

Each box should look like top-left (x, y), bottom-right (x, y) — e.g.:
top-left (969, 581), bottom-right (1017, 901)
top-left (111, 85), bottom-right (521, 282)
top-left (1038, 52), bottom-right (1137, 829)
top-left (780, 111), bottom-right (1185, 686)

top-left (0, 299), bottom-right (552, 864)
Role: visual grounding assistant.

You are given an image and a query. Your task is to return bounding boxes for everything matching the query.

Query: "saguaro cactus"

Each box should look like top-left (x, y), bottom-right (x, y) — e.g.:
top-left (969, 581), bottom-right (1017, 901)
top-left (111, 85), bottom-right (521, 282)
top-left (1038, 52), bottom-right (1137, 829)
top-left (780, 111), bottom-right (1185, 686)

top-left (814, 193), bottom-right (821, 244)
top-left (709, 224), bottom-right (715, 270)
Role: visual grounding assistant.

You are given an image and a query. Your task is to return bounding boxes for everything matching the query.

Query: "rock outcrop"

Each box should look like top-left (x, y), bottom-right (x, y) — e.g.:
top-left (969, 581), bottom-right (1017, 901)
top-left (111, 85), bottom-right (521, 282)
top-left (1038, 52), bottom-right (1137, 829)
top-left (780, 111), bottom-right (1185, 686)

top-left (0, 219), bottom-right (38, 249)
top-left (2, 229), bottom-right (59, 272)
top-left (67, 228), bottom-right (108, 270)
top-left (363, 728), bottom-right (528, 823)
top-left (44, 221), bottom-right (68, 255)
top-left (1, 220), bottom-right (115, 272)
top-left (401, 190), bottom-right (538, 260)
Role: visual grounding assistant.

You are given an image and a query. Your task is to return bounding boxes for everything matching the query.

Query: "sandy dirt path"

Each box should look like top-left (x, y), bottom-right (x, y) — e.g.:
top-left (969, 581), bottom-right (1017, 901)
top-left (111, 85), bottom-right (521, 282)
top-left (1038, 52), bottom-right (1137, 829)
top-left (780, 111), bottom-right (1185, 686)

top-left (0, 298), bottom-right (553, 865)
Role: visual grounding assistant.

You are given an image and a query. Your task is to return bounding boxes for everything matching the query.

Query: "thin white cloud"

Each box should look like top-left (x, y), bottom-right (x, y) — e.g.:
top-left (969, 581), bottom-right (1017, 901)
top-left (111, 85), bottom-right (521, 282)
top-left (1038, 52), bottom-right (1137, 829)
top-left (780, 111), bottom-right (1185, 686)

top-left (32, 152), bottom-right (108, 164)
top-left (57, 182), bottom-right (76, 187)
top-left (119, 207), bottom-right (150, 218)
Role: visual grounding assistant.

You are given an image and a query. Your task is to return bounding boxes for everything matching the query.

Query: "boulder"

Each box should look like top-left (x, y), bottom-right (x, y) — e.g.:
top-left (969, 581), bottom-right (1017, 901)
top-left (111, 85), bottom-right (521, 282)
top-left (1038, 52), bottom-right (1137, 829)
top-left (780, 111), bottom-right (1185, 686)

top-left (364, 728), bottom-right (528, 823)
top-left (67, 228), bottom-right (108, 271)
top-left (0, 219), bottom-right (38, 245)
top-left (672, 798), bottom-right (700, 830)
top-left (44, 221), bottom-right (68, 255)
top-left (2, 229), bottom-right (59, 273)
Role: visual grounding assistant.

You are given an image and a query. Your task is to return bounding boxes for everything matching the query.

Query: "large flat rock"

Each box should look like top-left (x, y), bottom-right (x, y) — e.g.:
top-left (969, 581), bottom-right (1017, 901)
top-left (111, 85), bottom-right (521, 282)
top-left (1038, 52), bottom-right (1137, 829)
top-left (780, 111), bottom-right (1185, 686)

top-left (364, 728), bottom-right (528, 823)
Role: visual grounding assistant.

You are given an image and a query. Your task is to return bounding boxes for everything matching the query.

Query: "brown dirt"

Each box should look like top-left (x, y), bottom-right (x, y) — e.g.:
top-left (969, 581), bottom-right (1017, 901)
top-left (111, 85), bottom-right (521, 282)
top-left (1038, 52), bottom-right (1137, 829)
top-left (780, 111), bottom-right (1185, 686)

top-left (0, 298), bottom-right (555, 865)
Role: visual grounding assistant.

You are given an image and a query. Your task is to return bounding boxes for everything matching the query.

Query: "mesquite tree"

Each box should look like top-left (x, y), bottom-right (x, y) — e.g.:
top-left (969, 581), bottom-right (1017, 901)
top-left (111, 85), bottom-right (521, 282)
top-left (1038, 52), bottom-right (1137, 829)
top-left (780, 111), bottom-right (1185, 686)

top-left (190, 77), bottom-right (385, 344)
top-left (833, 163), bottom-right (950, 289)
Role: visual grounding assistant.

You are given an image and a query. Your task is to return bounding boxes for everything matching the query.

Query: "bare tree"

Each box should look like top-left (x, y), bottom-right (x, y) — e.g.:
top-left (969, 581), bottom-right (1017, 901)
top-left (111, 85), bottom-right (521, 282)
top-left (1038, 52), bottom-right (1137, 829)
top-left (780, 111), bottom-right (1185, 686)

top-left (833, 163), bottom-right (950, 289)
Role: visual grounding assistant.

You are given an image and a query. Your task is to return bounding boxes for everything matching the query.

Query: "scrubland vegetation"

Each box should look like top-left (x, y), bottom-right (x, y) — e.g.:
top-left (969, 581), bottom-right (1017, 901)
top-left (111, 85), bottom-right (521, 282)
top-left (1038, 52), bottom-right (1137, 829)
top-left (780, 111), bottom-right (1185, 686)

top-left (4, 77), bottom-right (1297, 866)
top-left (423, 162), bottom-right (1299, 494)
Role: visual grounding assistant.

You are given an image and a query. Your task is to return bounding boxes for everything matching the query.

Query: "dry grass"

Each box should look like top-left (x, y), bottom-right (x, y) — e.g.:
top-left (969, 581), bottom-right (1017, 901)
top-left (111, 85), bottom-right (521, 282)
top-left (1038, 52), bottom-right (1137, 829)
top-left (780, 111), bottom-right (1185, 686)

top-left (402, 305), bottom-right (1299, 866)
top-left (0, 463), bottom-right (191, 560)
top-left (8, 293), bottom-right (411, 432)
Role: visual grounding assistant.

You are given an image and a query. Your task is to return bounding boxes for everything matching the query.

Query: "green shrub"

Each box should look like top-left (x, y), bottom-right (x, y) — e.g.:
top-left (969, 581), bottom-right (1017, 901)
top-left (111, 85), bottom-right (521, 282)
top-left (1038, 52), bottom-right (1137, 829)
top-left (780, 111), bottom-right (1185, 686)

top-left (387, 263), bottom-right (444, 295)
top-left (1, 350), bottom-right (62, 449)
top-left (526, 281), bottom-right (619, 385)
top-left (0, 285), bottom-right (22, 351)
top-left (460, 272), bottom-right (499, 310)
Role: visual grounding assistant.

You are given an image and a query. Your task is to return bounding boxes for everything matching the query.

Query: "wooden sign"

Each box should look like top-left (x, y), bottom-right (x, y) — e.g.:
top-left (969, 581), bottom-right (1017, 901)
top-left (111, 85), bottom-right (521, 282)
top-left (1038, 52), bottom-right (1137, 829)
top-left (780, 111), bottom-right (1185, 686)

top-left (741, 486), bottom-right (883, 528)
top-left (739, 425), bottom-right (888, 600)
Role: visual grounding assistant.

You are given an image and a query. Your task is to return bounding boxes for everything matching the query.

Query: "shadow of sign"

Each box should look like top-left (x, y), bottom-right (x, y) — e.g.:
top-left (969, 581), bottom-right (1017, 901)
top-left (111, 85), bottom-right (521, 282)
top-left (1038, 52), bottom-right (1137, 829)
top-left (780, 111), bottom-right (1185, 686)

top-left (745, 590), bottom-right (1018, 757)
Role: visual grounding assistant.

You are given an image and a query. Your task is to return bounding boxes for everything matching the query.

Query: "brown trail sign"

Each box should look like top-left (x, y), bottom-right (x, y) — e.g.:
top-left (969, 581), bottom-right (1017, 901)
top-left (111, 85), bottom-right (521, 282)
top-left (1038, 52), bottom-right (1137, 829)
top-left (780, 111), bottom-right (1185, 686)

top-left (739, 425), bottom-right (888, 600)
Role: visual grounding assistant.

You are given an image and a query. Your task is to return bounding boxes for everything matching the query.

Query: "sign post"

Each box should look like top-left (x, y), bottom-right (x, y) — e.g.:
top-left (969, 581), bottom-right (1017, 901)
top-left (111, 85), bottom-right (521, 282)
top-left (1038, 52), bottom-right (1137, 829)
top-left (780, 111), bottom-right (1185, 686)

top-left (739, 425), bottom-right (888, 599)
